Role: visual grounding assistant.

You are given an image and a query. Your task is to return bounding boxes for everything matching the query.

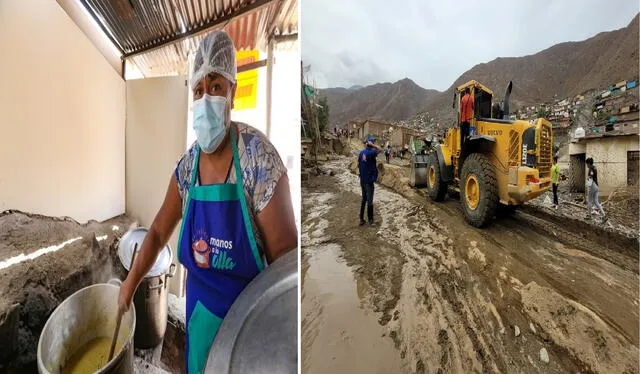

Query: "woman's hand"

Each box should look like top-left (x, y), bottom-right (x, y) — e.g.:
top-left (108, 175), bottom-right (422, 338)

top-left (117, 277), bottom-right (137, 313)
top-left (117, 173), bottom-right (183, 313)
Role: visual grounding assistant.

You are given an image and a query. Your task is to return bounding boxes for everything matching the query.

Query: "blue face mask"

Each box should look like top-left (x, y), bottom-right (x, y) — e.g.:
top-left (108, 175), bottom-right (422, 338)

top-left (192, 94), bottom-right (228, 153)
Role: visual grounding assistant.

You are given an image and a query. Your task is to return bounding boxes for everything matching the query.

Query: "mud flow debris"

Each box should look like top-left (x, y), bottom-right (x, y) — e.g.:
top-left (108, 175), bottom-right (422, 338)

top-left (302, 156), bottom-right (639, 374)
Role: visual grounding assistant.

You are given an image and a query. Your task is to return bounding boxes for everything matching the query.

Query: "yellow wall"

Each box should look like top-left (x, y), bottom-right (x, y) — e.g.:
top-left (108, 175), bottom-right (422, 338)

top-left (0, 0), bottom-right (125, 223)
top-left (125, 76), bottom-right (188, 295)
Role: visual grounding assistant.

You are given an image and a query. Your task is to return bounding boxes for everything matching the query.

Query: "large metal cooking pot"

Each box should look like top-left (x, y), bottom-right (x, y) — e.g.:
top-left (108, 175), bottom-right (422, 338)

top-left (118, 227), bottom-right (175, 349)
top-left (37, 280), bottom-right (135, 374)
top-left (205, 249), bottom-right (298, 373)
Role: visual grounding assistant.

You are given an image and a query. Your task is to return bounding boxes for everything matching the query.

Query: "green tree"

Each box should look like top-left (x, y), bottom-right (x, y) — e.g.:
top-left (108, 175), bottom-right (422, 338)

top-left (317, 96), bottom-right (330, 133)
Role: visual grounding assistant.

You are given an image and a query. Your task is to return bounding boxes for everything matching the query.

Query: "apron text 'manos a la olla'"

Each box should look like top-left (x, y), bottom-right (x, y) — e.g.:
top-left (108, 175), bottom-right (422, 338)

top-left (177, 129), bottom-right (265, 374)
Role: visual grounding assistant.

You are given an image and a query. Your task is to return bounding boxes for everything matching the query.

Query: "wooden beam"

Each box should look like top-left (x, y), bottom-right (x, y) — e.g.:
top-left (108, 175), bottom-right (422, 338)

top-left (266, 39), bottom-right (274, 138)
top-left (237, 59), bottom-right (267, 73)
top-left (273, 33), bottom-right (298, 43)
top-left (78, 0), bottom-right (124, 54)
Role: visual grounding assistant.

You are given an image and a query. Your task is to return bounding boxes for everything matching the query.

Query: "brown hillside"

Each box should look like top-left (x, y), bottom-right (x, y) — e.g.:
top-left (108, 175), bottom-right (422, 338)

top-left (424, 14), bottom-right (639, 123)
top-left (320, 14), bottom-right (639, 126)
top-left (319, 78), bottom-right (439, 125)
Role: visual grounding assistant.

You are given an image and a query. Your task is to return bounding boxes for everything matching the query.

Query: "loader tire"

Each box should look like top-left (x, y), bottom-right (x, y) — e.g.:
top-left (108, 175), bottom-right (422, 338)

top-left (497, 204), bottom-right (517, 217)
top-left (461, 153), bottom-right (499, 227)
top-left (426, 152), bottom-right (447, 201)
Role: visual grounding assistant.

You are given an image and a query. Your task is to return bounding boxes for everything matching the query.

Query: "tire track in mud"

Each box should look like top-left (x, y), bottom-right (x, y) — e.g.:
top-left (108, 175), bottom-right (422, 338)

top-left (324, 160), bottom-right (515, 373)
top-left (302, 190), bottom-right (405, 374)
top-left (304, 158), bottom-right (638, 374)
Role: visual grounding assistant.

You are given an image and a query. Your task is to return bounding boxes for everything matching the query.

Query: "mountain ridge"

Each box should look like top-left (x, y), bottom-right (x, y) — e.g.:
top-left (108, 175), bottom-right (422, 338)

top-left (319, 13), bottom-right (639, 126)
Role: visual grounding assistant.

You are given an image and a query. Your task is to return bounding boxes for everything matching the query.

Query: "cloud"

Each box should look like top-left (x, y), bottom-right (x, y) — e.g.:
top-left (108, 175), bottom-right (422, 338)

top-left (302, 0), bottom-right (638, 90)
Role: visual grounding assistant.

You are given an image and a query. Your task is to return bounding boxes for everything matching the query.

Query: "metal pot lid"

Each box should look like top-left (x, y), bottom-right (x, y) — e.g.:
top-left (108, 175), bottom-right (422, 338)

top-left (118, 227), bottom-right (173, 277)
top-left (205, 249), bottom-right (298, 374)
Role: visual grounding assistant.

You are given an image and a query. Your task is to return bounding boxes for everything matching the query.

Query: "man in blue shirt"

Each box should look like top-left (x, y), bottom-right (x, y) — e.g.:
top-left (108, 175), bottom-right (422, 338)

top-left (358, 137), bottom-right (382, 225)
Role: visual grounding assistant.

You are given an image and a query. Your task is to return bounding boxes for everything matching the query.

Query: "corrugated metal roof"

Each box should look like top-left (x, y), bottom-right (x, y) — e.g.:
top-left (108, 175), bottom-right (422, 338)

top-left (81, 0), bottom-right (297, 78)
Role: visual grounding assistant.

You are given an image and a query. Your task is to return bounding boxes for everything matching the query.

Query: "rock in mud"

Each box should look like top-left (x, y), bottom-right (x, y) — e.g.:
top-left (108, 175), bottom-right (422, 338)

top-left (529, 322), bottom-right (537, 334)
top-left (514, 325), bottom-right (520, 337)
top-left (539, 347), bottom-right (549, 363)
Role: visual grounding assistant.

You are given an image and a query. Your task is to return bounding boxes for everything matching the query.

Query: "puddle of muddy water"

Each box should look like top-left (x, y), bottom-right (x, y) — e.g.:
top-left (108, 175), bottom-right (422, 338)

top-left (302, 243), bottom-right (404, 374)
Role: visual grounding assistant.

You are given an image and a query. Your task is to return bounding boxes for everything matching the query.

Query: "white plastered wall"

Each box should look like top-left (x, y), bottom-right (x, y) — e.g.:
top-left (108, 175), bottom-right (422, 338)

top-left (269, 49), bottom-right (301, 235)
top-left (569, 135), bottom-right (640, 195)
top-left (125, 76), bottom-right (188, 295)
top-left (584, 135), bottom-right (639, 195)
top-left (0, 0), bottom-right (125, 223)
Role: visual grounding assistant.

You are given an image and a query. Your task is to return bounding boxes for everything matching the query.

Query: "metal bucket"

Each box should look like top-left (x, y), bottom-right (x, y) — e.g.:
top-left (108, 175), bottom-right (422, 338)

top-left (410, 153), bottom-right (429, 187)
top-left (37, 281), bottom-right (135, 374)
top-left (205, 249), bottom-right (298, 373)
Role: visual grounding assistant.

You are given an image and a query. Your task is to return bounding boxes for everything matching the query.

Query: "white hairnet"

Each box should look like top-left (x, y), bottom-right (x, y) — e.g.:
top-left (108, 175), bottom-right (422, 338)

top-left (190, 30), bottom-right (237, 89)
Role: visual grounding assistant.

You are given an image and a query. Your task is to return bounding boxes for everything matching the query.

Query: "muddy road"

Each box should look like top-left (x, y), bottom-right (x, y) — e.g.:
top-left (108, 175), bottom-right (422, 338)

top-left (301, 158), bottom-right (639, 374)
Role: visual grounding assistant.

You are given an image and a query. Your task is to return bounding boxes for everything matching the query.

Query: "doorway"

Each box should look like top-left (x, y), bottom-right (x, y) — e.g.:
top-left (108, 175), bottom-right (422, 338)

top-left (627, 151), bottom-right (639, 186)
top-left (570, 153), bottom-right (586, 192)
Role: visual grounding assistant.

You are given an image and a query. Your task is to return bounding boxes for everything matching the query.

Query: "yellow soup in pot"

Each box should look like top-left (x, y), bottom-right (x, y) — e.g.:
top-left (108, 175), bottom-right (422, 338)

top-left (61, 337), bottom-right (116, 374)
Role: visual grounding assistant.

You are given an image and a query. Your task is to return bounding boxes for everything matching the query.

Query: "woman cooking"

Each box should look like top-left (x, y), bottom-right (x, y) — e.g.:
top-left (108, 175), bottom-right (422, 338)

top-left (118, 30), bottom-right (298, 373)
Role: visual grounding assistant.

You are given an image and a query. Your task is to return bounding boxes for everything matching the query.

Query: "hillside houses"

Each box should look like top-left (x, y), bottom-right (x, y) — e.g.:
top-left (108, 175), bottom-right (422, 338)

top-left (588, 79), bottom-right (640, 137)
top-left (352, 119), bottom-right (424, 147)
top-left (567, 77), bottom-right (640, 195)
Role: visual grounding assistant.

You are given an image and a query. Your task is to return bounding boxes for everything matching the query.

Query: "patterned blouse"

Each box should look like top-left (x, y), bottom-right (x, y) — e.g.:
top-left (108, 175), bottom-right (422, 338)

top-left (175, 122), bottom-right (287, 252)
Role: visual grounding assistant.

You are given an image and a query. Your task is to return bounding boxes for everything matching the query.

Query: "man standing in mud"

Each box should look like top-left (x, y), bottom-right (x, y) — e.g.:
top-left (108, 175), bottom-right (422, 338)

top-left (358, 137), bottom-right (382, 226)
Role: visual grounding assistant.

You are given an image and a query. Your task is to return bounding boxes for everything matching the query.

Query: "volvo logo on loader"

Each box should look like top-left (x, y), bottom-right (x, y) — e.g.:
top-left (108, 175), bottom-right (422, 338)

top-left (488, 130), bottom-right (502, 136)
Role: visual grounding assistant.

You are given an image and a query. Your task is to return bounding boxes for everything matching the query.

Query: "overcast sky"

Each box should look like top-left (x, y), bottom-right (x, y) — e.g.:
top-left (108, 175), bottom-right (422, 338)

top-left (301, 0), bottom-right (638, 91)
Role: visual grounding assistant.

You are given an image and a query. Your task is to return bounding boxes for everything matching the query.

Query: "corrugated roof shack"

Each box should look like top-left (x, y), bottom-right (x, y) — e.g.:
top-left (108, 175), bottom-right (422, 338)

top-left (391, 125), bottom-right (422, 148)
top-left (358, 120), bottom-right (392, 141)
top-left (356, 120), bottom-right (422, 147)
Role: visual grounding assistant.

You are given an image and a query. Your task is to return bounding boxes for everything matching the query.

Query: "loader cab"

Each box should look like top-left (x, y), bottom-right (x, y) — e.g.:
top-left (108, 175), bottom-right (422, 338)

top-left (453, 81), bottom-right (494, 124)
top-left (450, 81), bottom-right (496, 167)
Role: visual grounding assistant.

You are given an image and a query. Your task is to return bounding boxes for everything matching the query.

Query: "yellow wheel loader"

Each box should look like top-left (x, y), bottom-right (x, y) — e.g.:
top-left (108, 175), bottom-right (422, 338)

top-left (426, 80), bottom-right (553, 227)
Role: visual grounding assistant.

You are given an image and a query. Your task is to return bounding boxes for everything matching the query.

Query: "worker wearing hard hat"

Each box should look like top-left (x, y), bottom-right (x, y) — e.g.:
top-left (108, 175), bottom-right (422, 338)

top-left (358, 136), bottom-right (382, 226)
top-left (118, 30), bottom-right (297, 373)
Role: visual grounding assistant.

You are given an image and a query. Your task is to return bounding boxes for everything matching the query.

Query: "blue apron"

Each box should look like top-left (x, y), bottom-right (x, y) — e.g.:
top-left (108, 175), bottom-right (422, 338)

top-left (177, 129), bottom-right (265, 374)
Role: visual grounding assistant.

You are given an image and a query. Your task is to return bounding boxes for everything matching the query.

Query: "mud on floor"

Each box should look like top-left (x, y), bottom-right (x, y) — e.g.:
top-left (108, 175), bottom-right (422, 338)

top-left (0, 211), bottom-right (135, 373)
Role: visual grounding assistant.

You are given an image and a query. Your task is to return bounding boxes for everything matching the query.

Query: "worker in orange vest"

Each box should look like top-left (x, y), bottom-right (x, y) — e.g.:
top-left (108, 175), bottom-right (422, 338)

top-left (460, 87), bottom-right (474, 149)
